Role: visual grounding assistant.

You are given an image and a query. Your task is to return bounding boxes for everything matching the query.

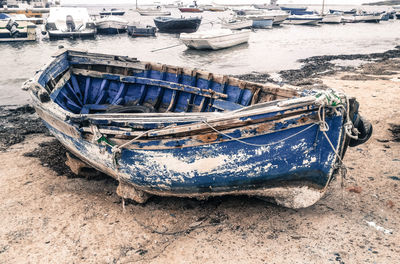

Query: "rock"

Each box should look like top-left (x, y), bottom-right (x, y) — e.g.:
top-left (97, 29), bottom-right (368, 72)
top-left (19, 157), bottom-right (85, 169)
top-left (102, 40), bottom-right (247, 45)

top-left (346, 186), bottom-right (362, 193)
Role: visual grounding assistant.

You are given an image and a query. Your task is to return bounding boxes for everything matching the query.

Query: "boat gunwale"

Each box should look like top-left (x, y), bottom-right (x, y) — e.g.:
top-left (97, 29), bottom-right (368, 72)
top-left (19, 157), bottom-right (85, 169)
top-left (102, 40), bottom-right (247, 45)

top-left (26, 49), bottom-right (316, 126)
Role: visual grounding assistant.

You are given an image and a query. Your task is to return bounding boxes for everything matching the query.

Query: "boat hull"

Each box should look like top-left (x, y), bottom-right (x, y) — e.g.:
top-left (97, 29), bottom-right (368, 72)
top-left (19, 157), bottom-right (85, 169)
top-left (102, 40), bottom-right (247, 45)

top-left (0, 20), bottom-right (36, 42)
top-left (137, 10), bottom-right (171, 16)
top-left (99, 11), bottom-right (125, 16)
top-left (181, 30), bottom-right (250, 50)
top-left (178, 8), bottom-right (203, 13)
top-left (221, 20), bottom-right (252, 30)
top-left (154, 17), bottom-right (201, 33)
top-left (251, 19), bottom-right (273, 29)
top-left (48, 30), bottom-right (96, 39)
top-left (24, 50), bottom-right (371, 208)
top-left (96, 21), bottom-right (127, 34)
top-left (127, 25), bottom-right (156, 37)
top-left (285, 18), bottom-right (321, 25)
top-left (321, 15), bottom-right (342, 24)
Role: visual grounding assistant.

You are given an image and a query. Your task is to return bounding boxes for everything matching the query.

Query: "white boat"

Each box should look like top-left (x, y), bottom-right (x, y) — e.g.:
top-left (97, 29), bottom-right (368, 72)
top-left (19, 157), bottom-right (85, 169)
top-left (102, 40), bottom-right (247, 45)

top-left (137, 8), bottom-right (171, 16)
top-left (284, 15), bottom-right (322, 25)
top-left (321, 13), bottom-right (342, 24)
top-left (0, 19), bottom-right (36, 42)
top-left (95, 16), bottom-right (128, 34)
top-left (342, 14), bottom-right (356, 23)
top-left (45, 7), bottom-right (96, 39)
top-left (99, 8), bottom-right (125, 16)
top-left (221, 18), bottom-right (252, 30)
top-left (233, 9), bottom-right (264, 16)
top-left (256, 10), bottom-right (289, 25)
top-left (353, 13), bottom-right (383, 23)
top-left (180, 29), bottom-right (250, 50)
top-left (0, 13), bottom-right (43, 24)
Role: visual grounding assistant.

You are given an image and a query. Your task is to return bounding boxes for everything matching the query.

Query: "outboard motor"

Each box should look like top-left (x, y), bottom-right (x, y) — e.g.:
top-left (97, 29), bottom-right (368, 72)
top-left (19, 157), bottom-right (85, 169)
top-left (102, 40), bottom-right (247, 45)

top-left (6, 19), bottom-right (20, 37)
top-left (66, 15), bottom-right (76, 32)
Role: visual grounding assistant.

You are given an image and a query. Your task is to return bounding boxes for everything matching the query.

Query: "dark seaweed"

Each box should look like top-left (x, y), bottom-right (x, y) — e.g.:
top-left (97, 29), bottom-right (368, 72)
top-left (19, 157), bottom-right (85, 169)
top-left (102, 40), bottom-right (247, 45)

top-left (0, 105), bottom-right (48, 151)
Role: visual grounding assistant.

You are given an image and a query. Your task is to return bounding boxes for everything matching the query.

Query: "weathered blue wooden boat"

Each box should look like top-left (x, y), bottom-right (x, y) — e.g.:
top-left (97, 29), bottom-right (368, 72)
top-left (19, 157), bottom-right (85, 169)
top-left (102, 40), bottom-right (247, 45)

top-left (153, 16), bottom-right (201, 33)
top-left (24, 50), bottom-right (372, 208)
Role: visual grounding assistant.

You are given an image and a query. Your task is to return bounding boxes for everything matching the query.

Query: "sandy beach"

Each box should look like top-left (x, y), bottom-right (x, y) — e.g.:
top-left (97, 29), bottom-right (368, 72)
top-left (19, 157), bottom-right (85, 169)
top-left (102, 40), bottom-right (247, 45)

top-left (1, 53), bottom-right (400, 263)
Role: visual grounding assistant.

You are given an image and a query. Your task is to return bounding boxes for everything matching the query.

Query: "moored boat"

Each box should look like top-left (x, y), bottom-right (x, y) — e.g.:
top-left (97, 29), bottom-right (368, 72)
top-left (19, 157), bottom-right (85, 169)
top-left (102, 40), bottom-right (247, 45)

top-left (178, 7), bottom-right (203, 13)
top-left (321, 13), bottom-right (342, 24)
top-left (329, 9), bottom-right (356, 15)
top-left (180, 29), bottom-right (250, 50)
top-left (249, 17), bottom-right (274, 28)
top-left (99, 8), bottom-right (125, 16)
top-left (24, 49), bottom-right (372, 209)
top-left (202, 5), bottom-right (225, 12)
top-left (45, 7), bottom-right (96, 39)
top-left (137, 8), bottom-right (171, 16)
top-left (255, 10), bottom-right (289, 25)
top-left (179, 1), bottom-right (203, 13)
top-left (253, 4), bottom-right (280, 10)
top-left (0, 18), bottom-right (36, 42)
top-left (153, 16), bottom-right (201, 33)
top-left (127, 23), bottom-right (156, 37)
top-left (234, 9), bottom-right (264, 16)
top-left (221, 18), bottom-right (253, 30)
top-left (280, 6), bottom-right (307, 14)
top-left (353, 13), bottom-right (384, 23)
top-left (0, 12), bottom-right (43, 24)
top-left (284, 14), bottom-right (322, 25)
top-left (95, 16), bottom-right (128, 34)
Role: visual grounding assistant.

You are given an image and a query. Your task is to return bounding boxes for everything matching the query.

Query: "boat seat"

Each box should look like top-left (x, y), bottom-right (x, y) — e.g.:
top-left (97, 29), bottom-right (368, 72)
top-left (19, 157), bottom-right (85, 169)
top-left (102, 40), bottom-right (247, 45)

top-left (212, 99), bottom-right (244, 111)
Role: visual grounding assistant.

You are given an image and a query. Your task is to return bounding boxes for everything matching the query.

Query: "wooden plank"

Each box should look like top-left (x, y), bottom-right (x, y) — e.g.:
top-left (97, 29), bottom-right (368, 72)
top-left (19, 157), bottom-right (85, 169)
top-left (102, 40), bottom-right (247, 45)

top-left (68, 55), bottom-right (146, 70)
top-left (71, 68), bottom-right (229, 100)
top-left (34, 106), bottom-right (81, 139)
top-left (49, 70), bottom-right (71, 100)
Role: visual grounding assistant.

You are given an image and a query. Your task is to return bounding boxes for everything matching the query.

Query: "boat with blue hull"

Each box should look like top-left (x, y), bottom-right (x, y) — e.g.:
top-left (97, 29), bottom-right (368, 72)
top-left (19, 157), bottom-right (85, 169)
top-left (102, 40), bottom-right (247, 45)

top-left (154, 16), bottom-right (201, 33)
top-left (24, 50), bottom-right (372, 208)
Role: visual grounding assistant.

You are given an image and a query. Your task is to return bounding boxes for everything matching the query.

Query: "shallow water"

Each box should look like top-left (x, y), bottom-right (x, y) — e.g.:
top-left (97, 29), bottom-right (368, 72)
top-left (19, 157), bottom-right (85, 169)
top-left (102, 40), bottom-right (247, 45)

top-left (1, 5), bottom-right (400, 105)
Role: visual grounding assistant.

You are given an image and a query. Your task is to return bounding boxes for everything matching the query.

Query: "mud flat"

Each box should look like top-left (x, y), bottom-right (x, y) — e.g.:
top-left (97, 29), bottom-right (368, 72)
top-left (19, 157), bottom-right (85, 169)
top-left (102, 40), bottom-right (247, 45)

top-left (1, 53), bottom-right (400, 263)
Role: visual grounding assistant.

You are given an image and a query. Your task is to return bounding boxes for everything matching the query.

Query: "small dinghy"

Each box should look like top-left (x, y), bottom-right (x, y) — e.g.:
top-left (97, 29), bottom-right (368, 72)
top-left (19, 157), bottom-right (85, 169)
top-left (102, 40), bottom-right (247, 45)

top-left (44, 7), bottom-right (96, 39)
top-left (127, 23), bottom-right (156, 37)
top-left (154, 16), bottom-right (201, 33)
top-left (24, 49), bottom-right (372, 208)
top-left (180, 29), bottom-right (250, 50)
top-left (95, 16), bottom-right (128, 34)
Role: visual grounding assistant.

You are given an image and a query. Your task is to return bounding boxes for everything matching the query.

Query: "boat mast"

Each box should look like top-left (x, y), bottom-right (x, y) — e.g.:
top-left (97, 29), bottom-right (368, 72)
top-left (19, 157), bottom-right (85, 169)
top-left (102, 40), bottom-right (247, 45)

top-left (136, 0), bottom-right (138, 10)
top-left (322, 0), bottom-right (325, 15)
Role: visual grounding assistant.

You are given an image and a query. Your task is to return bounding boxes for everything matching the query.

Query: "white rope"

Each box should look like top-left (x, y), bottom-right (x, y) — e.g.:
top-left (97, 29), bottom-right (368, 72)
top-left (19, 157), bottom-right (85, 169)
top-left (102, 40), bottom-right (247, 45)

top-left (202, 120), bottom-right (318, 147)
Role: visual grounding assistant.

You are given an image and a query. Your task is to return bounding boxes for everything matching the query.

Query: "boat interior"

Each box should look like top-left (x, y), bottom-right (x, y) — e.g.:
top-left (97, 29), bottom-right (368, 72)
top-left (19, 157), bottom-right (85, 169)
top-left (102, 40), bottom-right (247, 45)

top-left (43, 52), bottom-right (299, 116)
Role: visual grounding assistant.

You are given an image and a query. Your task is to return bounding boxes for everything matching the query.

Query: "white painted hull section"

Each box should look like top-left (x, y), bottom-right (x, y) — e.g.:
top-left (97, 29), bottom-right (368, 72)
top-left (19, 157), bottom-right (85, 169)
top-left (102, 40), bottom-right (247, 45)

top-left (181, 29), bottom-right (250, 50)
top-left (221, 19), bottom-right (252, 30)
top-left (322, 14), bottom-right (342, 23)
top-left (285, 19), bottom-right (320, 25)
top-left (96, 21), bottom-right (127, 30)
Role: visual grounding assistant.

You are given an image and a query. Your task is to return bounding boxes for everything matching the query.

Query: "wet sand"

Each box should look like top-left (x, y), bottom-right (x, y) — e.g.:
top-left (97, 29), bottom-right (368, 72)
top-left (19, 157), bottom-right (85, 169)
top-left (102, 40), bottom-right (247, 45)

top-left (0, 55), bottom-right (400, 263)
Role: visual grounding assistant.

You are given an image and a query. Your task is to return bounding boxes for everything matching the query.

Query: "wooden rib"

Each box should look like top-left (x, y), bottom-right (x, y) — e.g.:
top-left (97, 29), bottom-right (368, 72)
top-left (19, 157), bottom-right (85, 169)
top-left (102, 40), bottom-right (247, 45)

top-left (153, 65), bottom-right (168, 110)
